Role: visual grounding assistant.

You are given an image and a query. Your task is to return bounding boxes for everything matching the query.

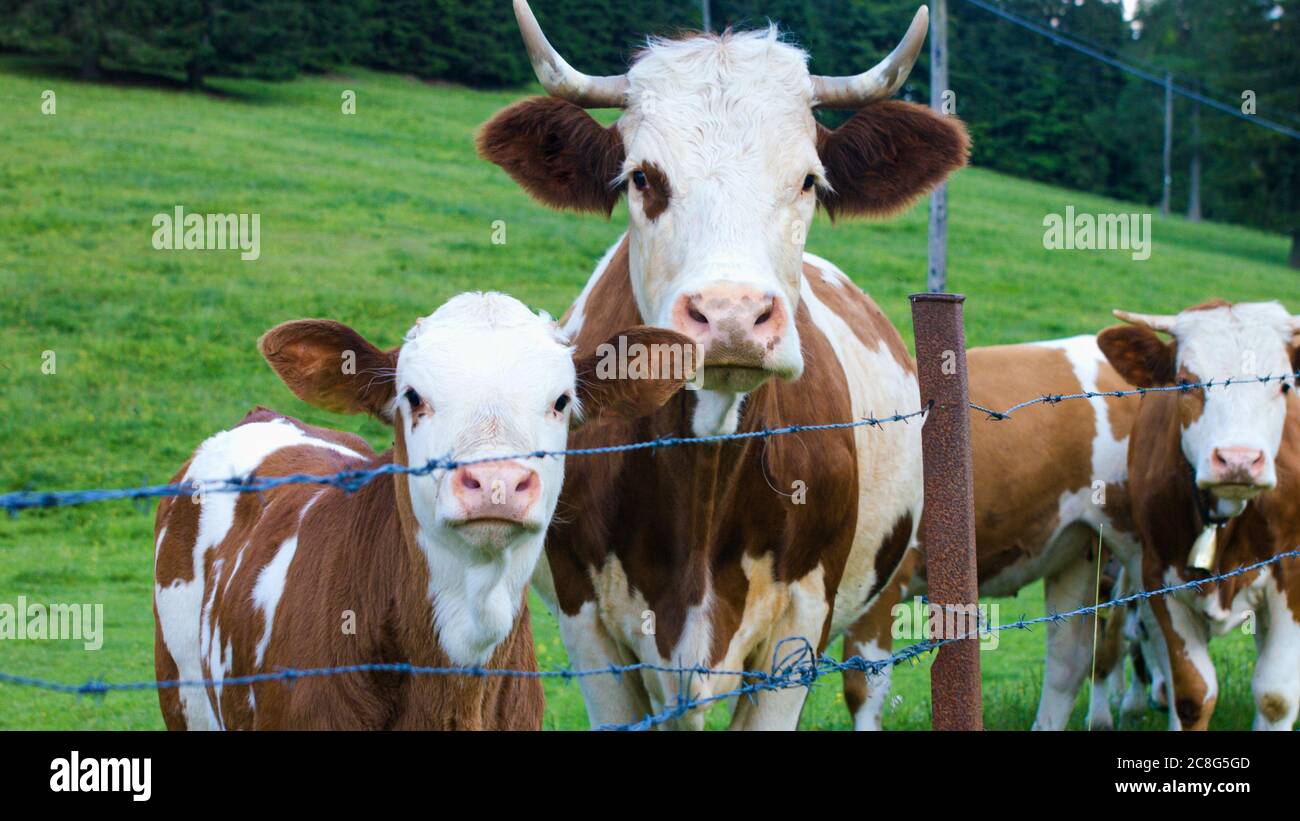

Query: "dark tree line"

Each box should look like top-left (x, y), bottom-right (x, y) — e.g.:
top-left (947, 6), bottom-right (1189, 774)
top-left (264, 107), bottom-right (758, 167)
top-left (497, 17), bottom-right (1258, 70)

top-left (1, 0), bottom-right (1296, 262)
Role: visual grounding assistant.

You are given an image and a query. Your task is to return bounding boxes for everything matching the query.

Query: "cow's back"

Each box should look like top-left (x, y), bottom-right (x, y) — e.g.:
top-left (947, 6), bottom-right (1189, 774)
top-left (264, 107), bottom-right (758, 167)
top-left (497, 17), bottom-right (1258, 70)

top-left (153, 408), bottom-right (375, 730)
top-left (961, 337), bottom-right (1138, 594)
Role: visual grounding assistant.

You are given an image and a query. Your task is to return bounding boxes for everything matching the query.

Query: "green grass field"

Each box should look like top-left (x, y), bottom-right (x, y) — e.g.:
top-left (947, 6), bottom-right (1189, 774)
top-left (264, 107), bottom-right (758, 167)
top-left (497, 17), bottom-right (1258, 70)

top-left (1, 57), bottom-right (1293, 730)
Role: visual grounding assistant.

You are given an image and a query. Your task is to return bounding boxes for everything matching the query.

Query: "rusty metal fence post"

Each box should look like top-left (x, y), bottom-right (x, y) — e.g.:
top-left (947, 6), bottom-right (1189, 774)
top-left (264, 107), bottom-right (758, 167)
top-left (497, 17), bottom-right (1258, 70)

top-left (910, 293), bottom-right (982, 730)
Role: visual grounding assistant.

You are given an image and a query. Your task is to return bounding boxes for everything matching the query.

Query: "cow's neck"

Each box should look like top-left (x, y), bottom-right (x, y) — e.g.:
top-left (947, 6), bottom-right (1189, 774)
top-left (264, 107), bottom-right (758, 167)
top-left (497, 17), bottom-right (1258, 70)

top-left (412, 527), bottom-right (540, 666)
top-left (389, 432), bottom-right (536, 669)
top-left (692, 389), bottom-right (748, 436)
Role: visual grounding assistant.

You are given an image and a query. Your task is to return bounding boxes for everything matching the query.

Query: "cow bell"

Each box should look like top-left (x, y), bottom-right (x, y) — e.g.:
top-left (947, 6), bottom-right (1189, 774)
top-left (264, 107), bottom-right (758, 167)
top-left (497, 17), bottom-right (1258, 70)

top-left (1187, 524), bottom-right (1219, 571)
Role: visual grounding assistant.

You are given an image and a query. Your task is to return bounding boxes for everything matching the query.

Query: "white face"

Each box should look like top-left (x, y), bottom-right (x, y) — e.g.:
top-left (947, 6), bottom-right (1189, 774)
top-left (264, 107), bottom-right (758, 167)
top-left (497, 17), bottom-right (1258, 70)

top-left (1170, 302), bottom-right (1297, 500)
top-left (393, 292), bottom-right (575, 553)
top-left (618, 30), bottom-right (817, 392)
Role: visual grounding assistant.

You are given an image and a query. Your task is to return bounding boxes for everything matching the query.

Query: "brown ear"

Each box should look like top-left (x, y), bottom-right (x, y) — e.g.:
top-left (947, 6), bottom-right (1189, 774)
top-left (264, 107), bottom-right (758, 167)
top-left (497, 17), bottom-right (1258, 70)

top-left (573, 326), bottom-right (698, 427)
top-left (816, 100), bottom-right (969, 220)
top-left (477, 96), bottom-right (626, 216)
top-left (1097, 325), bottom-right (1177, 389)
top-left (258, 320), bottom-right (398, 421)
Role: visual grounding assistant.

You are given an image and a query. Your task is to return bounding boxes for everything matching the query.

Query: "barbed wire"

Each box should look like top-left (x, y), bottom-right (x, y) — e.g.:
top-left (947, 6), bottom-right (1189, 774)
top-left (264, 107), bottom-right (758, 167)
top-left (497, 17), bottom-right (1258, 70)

top-left (970, 371), bottom-right (1299, 421)
top-left (0, 406), bottom-right (930, 513)
top-left (3, 547), bottom-right (1295, 730)
top-left (4, 371), bottom-right (1296, 512)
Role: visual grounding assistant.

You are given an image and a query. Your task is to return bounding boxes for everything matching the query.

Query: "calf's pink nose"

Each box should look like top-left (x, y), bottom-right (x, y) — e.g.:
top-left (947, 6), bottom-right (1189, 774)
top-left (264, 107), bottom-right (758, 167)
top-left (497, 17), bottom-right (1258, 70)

top-left (1210, 446), bottom-right (1266, 484)
top-left (451, 461), bottom-right (539, 522)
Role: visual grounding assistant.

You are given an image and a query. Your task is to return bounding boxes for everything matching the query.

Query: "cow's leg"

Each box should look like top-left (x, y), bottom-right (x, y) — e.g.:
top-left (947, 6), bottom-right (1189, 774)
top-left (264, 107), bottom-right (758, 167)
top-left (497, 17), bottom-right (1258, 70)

top-left (729, 570), bottom-right (831, 731)
top-left (557, 600), bottom-right (652, 729)
top-left (1033, 539), bottom-right (1098, 730)
top-left (840, 547), bottom-right (917, 730)
top-left (154, 609), bottom-right (187, 730)
top-left (1251, 581), bottom-right (1300, 730)
top-left (1147, 592), bottom-right (1216, 730)
top-left (1120, 643), bottom-right (1149, 720)
top-left (1086, 600), bottom-right (1126, 730)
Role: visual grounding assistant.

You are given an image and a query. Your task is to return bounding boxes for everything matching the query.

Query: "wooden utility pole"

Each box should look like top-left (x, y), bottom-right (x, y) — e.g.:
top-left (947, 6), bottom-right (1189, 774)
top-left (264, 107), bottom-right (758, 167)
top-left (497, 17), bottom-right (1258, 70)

top-left (1161, 71), bottom-right (1173, 217)
top-left (928, 0), bottom-right (949, 293)
top-left (1188, 85), bottom-right (1202, 222)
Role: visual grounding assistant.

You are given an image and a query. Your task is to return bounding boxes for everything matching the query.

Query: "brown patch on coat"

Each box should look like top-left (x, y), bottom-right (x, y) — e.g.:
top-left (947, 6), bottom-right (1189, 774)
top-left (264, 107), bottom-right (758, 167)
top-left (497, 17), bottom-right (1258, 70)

top-left (549, 236), bottom-right (883, 665)
top-left (477, 96), bottom-right (626, 216)
top-left (815, 100), bottom-right (969, 221)
top-left (1257, 692), bottom-right (1291, 723)
top-left (802, 263), bottom-right (912, 373)
top-left (154, 411), bottom-right (544, 730)
top-left (635, 162), bottom-right (672, 221)
top-left (963, 344), bottom-right (1096, 584)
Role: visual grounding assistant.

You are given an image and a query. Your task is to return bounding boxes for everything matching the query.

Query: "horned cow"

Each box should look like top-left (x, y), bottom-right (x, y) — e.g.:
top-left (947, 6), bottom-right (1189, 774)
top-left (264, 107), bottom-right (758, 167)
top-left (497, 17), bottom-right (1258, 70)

top-left (481, 1), bottom-right (968, 729)
top-left (1098, 300), bottom-right (1300, 730)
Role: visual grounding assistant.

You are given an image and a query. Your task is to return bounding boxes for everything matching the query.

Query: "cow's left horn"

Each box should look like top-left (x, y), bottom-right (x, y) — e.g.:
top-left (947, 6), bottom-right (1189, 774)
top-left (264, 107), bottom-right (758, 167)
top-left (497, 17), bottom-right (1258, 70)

top-left (514, 0), bottom-right (628, 108)
top-left (812, 6), bottom-right (929, 109)
top-left (1113, 310), bottom-right (1178, 333)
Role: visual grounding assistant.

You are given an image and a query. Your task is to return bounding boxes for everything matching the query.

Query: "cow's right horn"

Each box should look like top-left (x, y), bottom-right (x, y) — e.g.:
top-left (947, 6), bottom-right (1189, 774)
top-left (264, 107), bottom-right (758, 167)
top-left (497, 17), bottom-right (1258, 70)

top-left (811, 5), bottom-right (929, 109)
top-left (514, 0), bottom-right (628, 108)
top-left (1113, 310), bottom-right (1178, 333)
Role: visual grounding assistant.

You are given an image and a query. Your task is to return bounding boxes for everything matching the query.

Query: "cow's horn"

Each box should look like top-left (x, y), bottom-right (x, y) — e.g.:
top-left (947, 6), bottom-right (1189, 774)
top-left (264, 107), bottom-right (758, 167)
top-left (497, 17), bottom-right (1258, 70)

top-left (1113, 310), bottom-right (1178, 333)
top-left (811, 6), bottom-right (929, 109)
top-left (514, 0), bottom-right (628, 108)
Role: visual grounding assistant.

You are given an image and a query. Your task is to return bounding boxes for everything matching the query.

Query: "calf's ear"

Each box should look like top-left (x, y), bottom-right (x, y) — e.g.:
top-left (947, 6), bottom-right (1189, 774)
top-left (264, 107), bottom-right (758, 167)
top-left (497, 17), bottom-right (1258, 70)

top-left (572, 326), bottom-right (698, 428)
top-left (1097, 324), bottom-right (1177, 388)
top-left (259, 320), bottom-right (398, 421)
top-left (477, 96), bottom-right (626, 216)
top-left (816, 100), bottom-right (969, 221)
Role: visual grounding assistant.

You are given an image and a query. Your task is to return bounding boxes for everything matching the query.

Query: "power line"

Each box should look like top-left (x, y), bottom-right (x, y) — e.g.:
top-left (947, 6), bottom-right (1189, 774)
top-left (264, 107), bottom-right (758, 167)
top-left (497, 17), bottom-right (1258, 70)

top-left (958, 0), bottom-right (1300, 141)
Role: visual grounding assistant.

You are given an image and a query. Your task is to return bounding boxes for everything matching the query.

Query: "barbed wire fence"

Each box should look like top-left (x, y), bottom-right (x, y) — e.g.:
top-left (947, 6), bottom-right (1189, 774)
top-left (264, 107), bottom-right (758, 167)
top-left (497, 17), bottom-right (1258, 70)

top-left (1, 364), bottom-right (1297, 729)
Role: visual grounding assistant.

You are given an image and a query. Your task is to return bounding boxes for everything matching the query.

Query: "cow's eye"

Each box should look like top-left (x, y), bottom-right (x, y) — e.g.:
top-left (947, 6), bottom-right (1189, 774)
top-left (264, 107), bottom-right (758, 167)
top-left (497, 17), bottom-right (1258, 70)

top-left (404, 388), bottom-right (422, 409)
top-left (553, 393), bottom-right (571, 413)
top-left (1283, 382), bottom-right (1292, 395)
top-left (802, 174), bottom-right (816, 192)
top-left (631, 170), bottom-right (648, 191)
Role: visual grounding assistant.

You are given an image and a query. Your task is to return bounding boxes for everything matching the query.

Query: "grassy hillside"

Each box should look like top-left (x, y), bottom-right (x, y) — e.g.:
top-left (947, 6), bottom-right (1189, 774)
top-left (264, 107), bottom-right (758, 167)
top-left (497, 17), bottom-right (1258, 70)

top-left (0, 57), bottom-right (1292, 730)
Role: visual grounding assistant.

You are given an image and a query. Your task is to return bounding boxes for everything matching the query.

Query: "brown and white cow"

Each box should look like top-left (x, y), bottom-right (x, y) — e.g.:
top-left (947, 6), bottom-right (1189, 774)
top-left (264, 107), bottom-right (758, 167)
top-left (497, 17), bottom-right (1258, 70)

top-left (1098, 299), bottom-right (1300, 730)
top-left (153, 292), bottom-right (692, 729)
top-left (843, 336), bottom-right (1147, 730)
top-left (479, 1), bottom-right (967, 729)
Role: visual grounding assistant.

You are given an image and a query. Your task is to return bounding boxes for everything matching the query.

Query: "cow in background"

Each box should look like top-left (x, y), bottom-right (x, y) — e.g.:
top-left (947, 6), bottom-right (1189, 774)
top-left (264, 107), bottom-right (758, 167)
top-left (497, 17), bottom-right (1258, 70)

top-left (1098, 300), bottom-right (1300, 730)
top-left (844, 336), bottom-right (1148, 729)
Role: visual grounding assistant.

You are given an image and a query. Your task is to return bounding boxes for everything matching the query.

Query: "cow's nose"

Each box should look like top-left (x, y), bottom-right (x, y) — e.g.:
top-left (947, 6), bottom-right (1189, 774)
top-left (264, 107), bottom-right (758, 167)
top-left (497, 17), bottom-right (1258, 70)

top-left (670, 284), bottom-right (786, 361)
top-left (1209, 446), bottom-right (1267, 484)
top-left (450, 461), bottom-right (540, 523)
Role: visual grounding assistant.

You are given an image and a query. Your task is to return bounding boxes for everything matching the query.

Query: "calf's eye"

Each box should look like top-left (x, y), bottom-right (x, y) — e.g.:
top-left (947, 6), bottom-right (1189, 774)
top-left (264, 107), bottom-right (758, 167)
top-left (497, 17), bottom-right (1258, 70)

top-left (631, 170), bottom-right (648, 191)
top-left (802, 174), bottom-right (816, 192)
top-left (404, 388), bottom-right (422, 409)
top-left (553, 394), bottom-right (570, 413)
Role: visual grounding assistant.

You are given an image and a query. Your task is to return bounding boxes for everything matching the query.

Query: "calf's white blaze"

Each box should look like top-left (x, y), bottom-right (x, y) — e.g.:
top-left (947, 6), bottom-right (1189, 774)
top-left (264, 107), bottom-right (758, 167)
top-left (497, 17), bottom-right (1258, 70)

top-left (394, 293), bottom-right (577, 665)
